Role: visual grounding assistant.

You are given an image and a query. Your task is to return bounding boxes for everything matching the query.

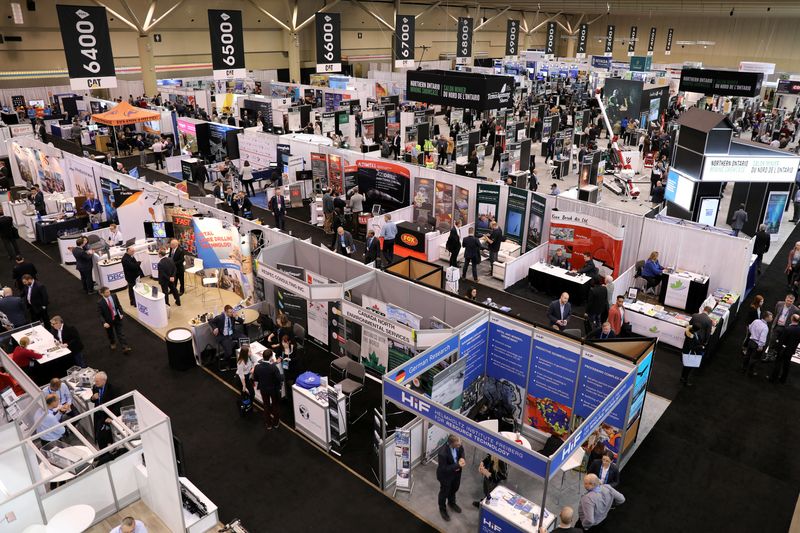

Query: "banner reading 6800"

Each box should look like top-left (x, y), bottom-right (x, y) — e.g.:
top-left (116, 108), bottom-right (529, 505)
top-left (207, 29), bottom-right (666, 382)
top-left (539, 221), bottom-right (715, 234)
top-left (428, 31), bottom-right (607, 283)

top-left (316, 12), bottom-right (342, 73)
top-left (455, 17), bottom-right (473, 65)
top-left (208, 10), bottom-right (246, 80)
top-left (56, 5), bottom-right (117, 90)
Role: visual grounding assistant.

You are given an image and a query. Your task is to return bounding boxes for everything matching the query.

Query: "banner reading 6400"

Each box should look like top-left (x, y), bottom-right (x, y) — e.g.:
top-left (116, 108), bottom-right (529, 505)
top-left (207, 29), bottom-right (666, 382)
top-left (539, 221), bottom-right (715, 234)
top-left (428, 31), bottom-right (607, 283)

top-left (208, 10), bottom-right (246, 80)
top-left (56, 5), bottom-right (117, 90)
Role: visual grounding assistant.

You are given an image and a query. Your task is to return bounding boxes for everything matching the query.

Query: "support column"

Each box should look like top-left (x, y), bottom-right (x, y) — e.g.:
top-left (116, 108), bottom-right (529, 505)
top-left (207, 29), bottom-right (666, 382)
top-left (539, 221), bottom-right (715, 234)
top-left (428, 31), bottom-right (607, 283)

top-left (565, 36), bottom-right (575, 59)
top-left (392, 0), bottom-right (400, 72)
top-left (286, 30), bottom-right (301, 83)
top-left (137, 35), bottom-right (157, 96)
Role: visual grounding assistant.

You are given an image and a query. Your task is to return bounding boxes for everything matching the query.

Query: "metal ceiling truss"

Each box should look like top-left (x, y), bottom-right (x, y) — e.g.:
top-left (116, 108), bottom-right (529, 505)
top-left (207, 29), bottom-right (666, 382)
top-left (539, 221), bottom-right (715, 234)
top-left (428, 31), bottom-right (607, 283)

top-left (92, 0), bottom-right (185, 35)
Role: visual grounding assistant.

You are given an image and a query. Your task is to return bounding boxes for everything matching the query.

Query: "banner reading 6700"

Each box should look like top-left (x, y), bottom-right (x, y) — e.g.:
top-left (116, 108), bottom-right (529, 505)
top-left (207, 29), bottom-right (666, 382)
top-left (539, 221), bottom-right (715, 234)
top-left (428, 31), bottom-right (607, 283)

top-left (56, 5), bottom-right (117, 90)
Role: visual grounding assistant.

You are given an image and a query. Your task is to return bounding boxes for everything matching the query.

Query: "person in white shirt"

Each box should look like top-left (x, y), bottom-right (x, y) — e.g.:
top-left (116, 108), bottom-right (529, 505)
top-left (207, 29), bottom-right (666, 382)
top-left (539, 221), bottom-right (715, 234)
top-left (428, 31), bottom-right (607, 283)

top-left (743, 311), bottom-right (772, 377)
top-left (109, 516), bottom-right (148, 533)
top-left (37, 394), bottom-right (65, 443)
top-left (107, 224), bottom-right (124, 246)
top-left (151, 138), bottom-right (164, 170)
top-left (42, 377), bottom-right (72, 416)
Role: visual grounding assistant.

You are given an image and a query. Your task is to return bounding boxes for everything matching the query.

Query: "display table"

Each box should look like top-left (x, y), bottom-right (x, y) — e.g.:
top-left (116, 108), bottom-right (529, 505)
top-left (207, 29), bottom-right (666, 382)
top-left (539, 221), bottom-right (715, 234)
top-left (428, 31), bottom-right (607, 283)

top-left (291, 384), bottom-right (346, 451)
top-left (179, 476), bottom-right (220, 533)
top-left (479, 486), bottom-right (555, 533)
top-left (35, 216), bottom-right (87, 244)
top-left (623, 300), bottom-right (690, 348)
top-left (659, 268), bottom-right (710, 312)
top-left (97, 258), bottom-right (127, 291)
top-left (12, 325), bottom-right (71, 365)
top-left (395, 221), bottom-right (437, 261)
top-left (38, 446), bottom-right (94, 483)
top-left (528, 263), bottom-right (592, 306)
top-left (553, 157), bottom-right (570, 180)
top-left (146, 251), bottom-right (160, 278)
top-left (133, 283), bottom-right (169, 329)
top-left (58, 227), bottom-right (111, 265)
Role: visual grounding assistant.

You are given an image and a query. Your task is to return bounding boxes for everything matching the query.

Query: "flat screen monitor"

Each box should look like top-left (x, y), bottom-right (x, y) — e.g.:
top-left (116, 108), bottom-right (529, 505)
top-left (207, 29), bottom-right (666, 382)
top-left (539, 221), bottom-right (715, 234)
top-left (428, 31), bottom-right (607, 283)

top-left (143, 221), bottom-right (174, 239)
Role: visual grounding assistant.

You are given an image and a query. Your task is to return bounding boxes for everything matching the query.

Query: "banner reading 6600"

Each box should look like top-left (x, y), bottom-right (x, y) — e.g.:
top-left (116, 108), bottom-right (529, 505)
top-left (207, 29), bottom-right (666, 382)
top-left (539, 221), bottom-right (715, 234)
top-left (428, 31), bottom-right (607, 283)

top-left (56, 5), bottom-right (117, 90)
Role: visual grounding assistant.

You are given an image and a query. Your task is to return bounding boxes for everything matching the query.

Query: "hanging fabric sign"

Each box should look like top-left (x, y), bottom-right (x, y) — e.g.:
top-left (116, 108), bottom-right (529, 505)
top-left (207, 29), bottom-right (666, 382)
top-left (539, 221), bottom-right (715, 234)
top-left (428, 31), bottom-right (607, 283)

top-left (665, 28), bottom-right (674, 55)
top-left (394, 14), bottom-right (416, 68)
top-left (628, 26), bottom-right (637, 56)
top-left (208, 10), bottom-right (246, 80)
top-left (545, 22), bottom-right (556, 57)
top-left (576, 23), bottom-right (588, 58)
top-left (505, 19), bottom-right (520, 57)
top-left (56, 5), bottom-right (117, 90)
top-left (604, 25), bottom-right (615, 56)
top-left (316, 12), bottom-right (342, 73)
top-left (648, 27), bottom-right (657, 55)
top-left (455, 17), bottom-right (473, 64)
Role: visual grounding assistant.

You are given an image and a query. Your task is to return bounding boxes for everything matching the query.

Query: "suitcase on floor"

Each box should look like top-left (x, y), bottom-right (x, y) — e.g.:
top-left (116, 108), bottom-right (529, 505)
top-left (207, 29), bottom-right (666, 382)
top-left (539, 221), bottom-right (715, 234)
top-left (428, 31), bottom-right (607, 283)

top-left (238, 392), bottom-right (253, 416)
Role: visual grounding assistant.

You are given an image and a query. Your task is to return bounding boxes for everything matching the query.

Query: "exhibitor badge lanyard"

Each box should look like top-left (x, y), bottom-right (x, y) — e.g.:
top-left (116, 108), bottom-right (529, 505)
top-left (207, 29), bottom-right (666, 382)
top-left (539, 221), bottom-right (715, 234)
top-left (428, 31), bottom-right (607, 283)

top-left (576, 23), bottom-right (588, 58)
top-left (648, 27), bottom-right (657, 55)
top-left (665, 28), bottom-right (674, 55)
top-left (628, 26), bottom-right (637, 55)
top-left (316, 12), bottom-right (342, 73)
top-left (394, 14), bottom-right (416, 67)
top-left (56, 5), bottom-right (117, 90)
top-left (505, 19), bottom-right (520, 57)
top-left (605, 25), bottom-right (616, 56)
top-left (545, 22), bottom-right (557, 57)
top-left (207, 10), bottom-right (246, 80)
top-left (456, 17), bottom-right (474, 62)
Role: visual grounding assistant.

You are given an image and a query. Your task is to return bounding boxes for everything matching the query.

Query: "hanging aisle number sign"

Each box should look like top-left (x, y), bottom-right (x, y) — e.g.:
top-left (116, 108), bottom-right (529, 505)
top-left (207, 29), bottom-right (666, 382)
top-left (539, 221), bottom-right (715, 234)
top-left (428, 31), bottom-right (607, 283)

top-left (455, 17), bottom-right (473, 65)
top-left (208, 10), bottom-right (246, 80)
top-left (648, 27), bottom-right (657, 56)
top-left (628, 26), bottom-right (637, 56)
top-left (665, 28), bottom-right (674, 55)
top-left (576, 23), bottom-right (588, 58)
top-left (394, 15), bottom-right (415, 68)
top-left (316, 12), bottom-right (342, 73)
top-left (56, 5), bottom-right (117, 90)
top-left (545, 22), bottom-right (556, 58)
top-left (505, 19), bottom-right (520, 57)
top-left (605, 25), bottom-right (615, 56)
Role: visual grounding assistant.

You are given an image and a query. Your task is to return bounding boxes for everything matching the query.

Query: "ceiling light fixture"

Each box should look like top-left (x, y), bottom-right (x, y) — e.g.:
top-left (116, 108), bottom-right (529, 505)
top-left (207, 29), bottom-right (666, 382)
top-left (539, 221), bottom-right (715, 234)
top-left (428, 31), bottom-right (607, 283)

top-left (10, 3), bottom-right (23, 24)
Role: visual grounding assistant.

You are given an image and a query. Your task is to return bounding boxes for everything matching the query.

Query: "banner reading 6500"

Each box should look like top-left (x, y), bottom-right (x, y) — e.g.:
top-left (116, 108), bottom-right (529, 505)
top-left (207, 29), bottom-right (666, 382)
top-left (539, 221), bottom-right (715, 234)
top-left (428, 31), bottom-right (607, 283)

top-left (208, 10), bottom-right (246, 80)
top-left (56, 5), bottom-right (117, 90)
top-left (316, 13), bottom-right (342, 73)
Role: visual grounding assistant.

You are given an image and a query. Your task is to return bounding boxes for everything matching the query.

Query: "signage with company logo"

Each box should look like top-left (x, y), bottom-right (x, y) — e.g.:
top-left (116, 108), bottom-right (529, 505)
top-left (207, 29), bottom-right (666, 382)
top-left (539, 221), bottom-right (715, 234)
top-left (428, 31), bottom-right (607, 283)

top-left (702, 155), bottom-right (800, 183)
top-left (56, 5), bottom-right (117, 90)
top-left (777, 79), bottom-right (800, 95)
top-left (406, 70), bottom-right (514, 111)
top-left (665, 28), bottom-right (674, 55)
top-left (679, 68), bottom-right (763, 97)
top-left (388, 335), bottom-right (458, 385)
top-left (341, 300), bottom-right (415, 344)
top-left (576, 23), bottom-right (588, 58)
top-left (315, 12), bottom-right (342, 73)
top-left (456, 17), bottom-right (474, 64)
top-left (647, 27), bottom-right (657, 55)
top-left (604, 25), bottom-right (615, 56)
top-left (630, 56), bottom-right (653, 72)
top-left (394, 14), bottom-right (415, 67)
top-left (591, 56), bottom-right (612, 70)
top-left (256, 262), bottom-right (312, 299)
top-left (207, 9), bottom-right (246, 80)
top-left (106, 271), bottom-right (125, 282)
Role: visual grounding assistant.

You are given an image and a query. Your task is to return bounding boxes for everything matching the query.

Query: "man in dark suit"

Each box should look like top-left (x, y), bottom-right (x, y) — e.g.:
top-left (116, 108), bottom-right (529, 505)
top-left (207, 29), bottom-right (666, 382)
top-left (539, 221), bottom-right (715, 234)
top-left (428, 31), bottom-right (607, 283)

top-left (485, 221), bottom-right (504, 276)
top-left (575, 252), bottom-right (599, 279)
top-left (334, 226), bottom-right (355, 257)
top-left (21, 274), bottom-right (48, 323)
top-left (753, 223), bottom-right (770, 274)
top-left (0, 215), bottom-right (19, 259)
top-left (71, 236), bottom-right (96, 294)
top-left (97, 287), bottom-right (131, 352)
top-left (157, 249), bottom-right (180, 306)
top-left (268, 189), bottom-right (287, 230)
top-left (436, 434), bottom-right (465, 522)
top-left (540, 430), bottom-right (567, 456)
top-left (168, 239), bottom-right (186, 295)
top-left (210, 305), bottom-right (244, 369)
top-left (50, 315), bottom-right (86, 367)
top-left (585, 279), bottom-right (609, 332)
top-left (91, 371), bottom-right (117, 449)
top-left (588, 322), bottom-right (617, 340)
top-left (12, 255), bottom-right (37, 291)
top-left (364, 229), bottom-right (380, 265)
top-left (121, 247), bottom-right (144, 306)
top-left (461, 227), bottom-right (482, 281)
top-left (550, 248), bottom-right (569, 269)
top-left (446, 220), bottom-right (462, 268)
top-left (30, 186), bottom-right (46, 216)
top-left (252, 353), bottom-right (283, 430)
top-left (547, 292), bottom-right (572, 331)
top-left (587, 451), bottom-right (620, 488)
top-left (0, 287), bottom-right (28, 327)
top-left (770, 313), bottom-right (800, 383)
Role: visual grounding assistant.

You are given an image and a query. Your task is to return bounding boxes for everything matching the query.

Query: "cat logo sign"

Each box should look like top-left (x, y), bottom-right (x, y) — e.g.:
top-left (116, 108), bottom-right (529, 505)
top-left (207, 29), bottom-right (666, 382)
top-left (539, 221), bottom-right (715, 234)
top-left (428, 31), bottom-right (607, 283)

top-left (400, 233), bottom-right (418, 247)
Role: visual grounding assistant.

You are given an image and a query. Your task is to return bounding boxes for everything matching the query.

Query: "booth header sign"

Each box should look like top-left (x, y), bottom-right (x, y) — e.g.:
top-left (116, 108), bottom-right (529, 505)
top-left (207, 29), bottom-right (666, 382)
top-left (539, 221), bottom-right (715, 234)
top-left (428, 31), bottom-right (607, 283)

top-left (777, 80), bottom-right (800, 95)
top-left (394, 15), bottom-right (415, 67)
top-left (591, 56), bottom-right (612, 70)
top-left (576, 24), bottom-right (588, 58)
top-left (316, 12), bottom-right (342, 73)
top-left (208, 10), bottom-right (246, 80)
top-left (384, 379), bottom-right (548, 477)
top-left (406, 70), bottom-right (514, 111)
top-left (256, 262), bottom-right (311, 299)
top-left (56, 5), bottom-right (117, 90)
top-left (679, 68), bottom-right (763, 97)
top-left (341, 300), bottom-right (415, 344)
top-left (702, 156), bottom-right (800, 183)
top-left (389, 334), bottom-right (458, 385)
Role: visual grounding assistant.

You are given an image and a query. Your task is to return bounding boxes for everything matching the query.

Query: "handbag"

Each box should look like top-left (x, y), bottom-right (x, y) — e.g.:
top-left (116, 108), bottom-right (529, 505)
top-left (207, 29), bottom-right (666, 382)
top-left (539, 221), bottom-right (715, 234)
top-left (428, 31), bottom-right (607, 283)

top-left (682, 351), bottom-right (703, 368)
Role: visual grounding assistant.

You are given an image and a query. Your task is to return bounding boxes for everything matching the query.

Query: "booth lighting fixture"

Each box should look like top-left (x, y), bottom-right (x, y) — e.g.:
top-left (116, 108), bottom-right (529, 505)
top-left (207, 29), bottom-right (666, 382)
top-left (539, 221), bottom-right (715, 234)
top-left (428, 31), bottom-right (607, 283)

top-left (9, 2), bottom-right (23, 24)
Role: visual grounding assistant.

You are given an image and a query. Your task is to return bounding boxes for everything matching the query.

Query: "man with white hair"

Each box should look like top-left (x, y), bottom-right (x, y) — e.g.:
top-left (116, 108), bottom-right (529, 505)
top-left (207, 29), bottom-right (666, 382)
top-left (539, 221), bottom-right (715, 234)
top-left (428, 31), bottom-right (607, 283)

top-left (577, 473), bottom-right (625, 530)
top-left (0, 286), bottom-right (27, 327)
top-left (604, 276), bottom-right (615, 308)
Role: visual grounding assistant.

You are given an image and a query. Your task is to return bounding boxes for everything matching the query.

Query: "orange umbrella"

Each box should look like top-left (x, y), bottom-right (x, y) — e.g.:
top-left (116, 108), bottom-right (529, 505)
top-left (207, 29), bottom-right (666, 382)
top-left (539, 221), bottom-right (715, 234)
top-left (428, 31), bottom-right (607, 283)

top-left (91, 101), bottom-right (160, 126)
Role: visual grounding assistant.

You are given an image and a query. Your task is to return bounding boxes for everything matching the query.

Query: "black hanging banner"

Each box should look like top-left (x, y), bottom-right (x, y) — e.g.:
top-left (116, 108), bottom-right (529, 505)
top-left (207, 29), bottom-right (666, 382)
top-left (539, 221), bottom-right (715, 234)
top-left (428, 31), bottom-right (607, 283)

top-left (394, 14), bottom-right (415, 68)
top-left (505, 19), bottom-right (520, 57)
top-left (545, 21), bottom-right (556, 57)
top-left (665, 28), bottom-right (674, 55)
top-left (628, 26), bottom-right (637, 56)
top-left (455, 17), bottom-right (473, 64)
top-left (605, 25), bottom-right (615, 56)
top-left (56, 5), bottom-right (117, 90)
top-left (648, 27), bottom-right (657, 55)
top-left (316, 12), bottom-right (342, 73)
top-left (207, 10), bottom-right (246, 80)
top-left (576, 23), bottom-right (588, 58)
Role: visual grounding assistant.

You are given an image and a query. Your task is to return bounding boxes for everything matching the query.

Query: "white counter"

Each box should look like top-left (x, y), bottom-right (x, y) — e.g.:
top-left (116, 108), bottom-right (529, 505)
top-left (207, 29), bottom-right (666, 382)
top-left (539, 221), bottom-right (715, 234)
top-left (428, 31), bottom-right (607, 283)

top-left (179, 476), bottom-right (219, 533)
top-left (57, 227), bottom-right (110, 265)
top-left (11, 325), bottom-right (71, 364)
top-left (133, 283), bottom-right (169, 329)
top-left (97, 259), bottom-right (127, 290)
top-left (529, 262), bottom-right (592, 284)
top-left (291, 384), bottom-right (346, 451)
top-left (480, 485), bottom-right (555, 532)
top-left (146, 251), bottom-right (160, 279)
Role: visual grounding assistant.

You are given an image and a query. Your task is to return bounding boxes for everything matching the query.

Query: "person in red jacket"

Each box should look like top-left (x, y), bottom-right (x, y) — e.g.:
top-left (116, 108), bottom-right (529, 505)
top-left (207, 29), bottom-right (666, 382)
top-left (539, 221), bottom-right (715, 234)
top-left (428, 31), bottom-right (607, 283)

top-left (0, 368), bottom-right (24, 395)
top-left (607, 295), bottom-right (628, 336)
top-left (11, 336), bottom-right (43, 372)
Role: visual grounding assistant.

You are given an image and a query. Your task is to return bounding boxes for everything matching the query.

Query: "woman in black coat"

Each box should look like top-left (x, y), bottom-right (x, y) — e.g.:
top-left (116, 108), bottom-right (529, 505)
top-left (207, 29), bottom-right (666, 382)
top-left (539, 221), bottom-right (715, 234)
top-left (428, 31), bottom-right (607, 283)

top-left (472, 455), bottom-right (508, 507)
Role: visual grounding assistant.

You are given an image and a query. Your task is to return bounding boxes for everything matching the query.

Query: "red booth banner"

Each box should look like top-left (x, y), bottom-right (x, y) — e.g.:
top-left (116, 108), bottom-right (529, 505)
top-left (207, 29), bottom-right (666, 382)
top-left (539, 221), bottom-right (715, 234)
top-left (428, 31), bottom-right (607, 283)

top-left (548, 211), bottom-right (624, 276)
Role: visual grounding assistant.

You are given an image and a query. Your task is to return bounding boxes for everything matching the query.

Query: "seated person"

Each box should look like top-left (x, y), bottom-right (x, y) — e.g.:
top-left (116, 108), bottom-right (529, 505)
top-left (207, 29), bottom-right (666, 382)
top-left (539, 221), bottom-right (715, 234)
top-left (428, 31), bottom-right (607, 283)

top-left (587, 450), bottom-right (620, 488)
top-left (268, 312), bottom-right (293, 351)
top-left (109, 516), bottom-right (148, 533)
top-left (588, 321), bottom-right (616, 340)
top-left (37, 394), bottom-right (65, 443)
top-left (575, 252), bottom-right (598, 278)
top-left (642, 251), bottom-right (664, 293)
top-left (540, 430), bottom-right (568, 456)
top-left (550, 248), bottom-right (570, 269)
top-left (42, 377), bottom-right (73, 417)
top-left (0, 366), bottom-right (24, 396)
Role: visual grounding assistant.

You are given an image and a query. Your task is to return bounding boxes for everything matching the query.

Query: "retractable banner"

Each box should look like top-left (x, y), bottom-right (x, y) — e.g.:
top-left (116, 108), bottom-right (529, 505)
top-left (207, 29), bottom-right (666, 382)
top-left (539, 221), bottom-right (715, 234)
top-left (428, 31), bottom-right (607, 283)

top-left (648, 27), bottom-right (657, 56)
top-left (627, 26), bottom-right (637, 56)
top-left (455, 17), bottom-right (473, 64)
top-left (576, 23), bottom-right (588, 58)
top-left (56, 5), bottom-right (117, 90)
top-left (604, 25), bottom-right (615, 57)
top-left (208, 10), bottom-right (246, 80)
top-left (545, 21), bottom-right (556, 58)
top-left (665, 28), bottom-right (674, 55)
top-left (316, 12), bottom-right (342, 73)
top-left (505, 19), bottom-right (520, 57)
top-left (394, 14), bottom-right (416, 68)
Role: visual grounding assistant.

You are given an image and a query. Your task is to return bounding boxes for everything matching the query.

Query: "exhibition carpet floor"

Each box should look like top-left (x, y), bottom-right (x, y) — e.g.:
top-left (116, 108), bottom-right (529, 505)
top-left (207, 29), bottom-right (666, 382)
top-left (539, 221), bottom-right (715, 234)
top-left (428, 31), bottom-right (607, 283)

top-left (601, 231), bottom-right (800, 533)
top-left (5, 239), bottom-right (435, 533)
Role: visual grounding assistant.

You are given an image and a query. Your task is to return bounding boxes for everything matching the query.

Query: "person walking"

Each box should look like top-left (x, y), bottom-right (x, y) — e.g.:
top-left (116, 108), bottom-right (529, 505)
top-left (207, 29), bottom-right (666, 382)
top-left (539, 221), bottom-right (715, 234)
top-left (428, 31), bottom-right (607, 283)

top-left (268, 188), bottom-right (287, 230)
top-left (490, 139), bottom-right (503, 171)
top-left (71, 237), bottom-right (96, 294)
top-left (97, 287), bottom-right (131, 353)
top-left (21, 274), bottom-right (48, 323)
top-left (381, 214), bottom-right (397, 265)
top-left (730, 204), bottom-right (748, 236)
top-left (253, 350), bottom-right (283, 430)
top-left (576, 474), bottom-right (625, 530)
top-left (436, 435), bottom-right (465, 522)
top-left (151, 137), bottom-right (164, 169)
top-left (157, 249), bottom-right (181, 306)
top-left (743, 311), bottom-right (772, 377)
top-left (168, 239), bottom-right (186, 295)
top-left (121, 247), bottom-right (144, 306)
top-left (753, 224), bottom-right (770, 274)
top-left (0, 214), bottom-right (20, 260)
top-left (446, 220), bottom-right (462, 268)
top-left (334, 226), bottom-right (355, 257)
top-left (461, 227), bottom-right (482, 281)
top-left (770, 313), bottom-right (800, 383)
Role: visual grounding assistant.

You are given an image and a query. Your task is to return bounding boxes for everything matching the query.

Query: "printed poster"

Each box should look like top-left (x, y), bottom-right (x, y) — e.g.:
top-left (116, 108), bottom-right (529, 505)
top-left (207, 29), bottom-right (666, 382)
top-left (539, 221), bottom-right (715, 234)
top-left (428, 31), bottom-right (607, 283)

top-left (525, 193), bottom-right (546, 251)
top-left (475, 183), bottom-right (501, 236)
top-left (434, 181), bottom-right (454, 232)
top-left (452, 186), bottom-right (470, 227)
top-left (412, 178), bottom-right (434, 226)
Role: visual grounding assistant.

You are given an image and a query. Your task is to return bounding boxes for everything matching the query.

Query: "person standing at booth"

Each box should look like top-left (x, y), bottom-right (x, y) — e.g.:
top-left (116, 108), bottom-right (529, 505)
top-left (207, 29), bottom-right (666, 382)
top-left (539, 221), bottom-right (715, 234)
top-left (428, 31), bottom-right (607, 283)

top-left (30, 186), bottom-right (46, 216)
top-left (253, 350), bottom-right (283, 430)
top-left (334, 226), bottom-right (355, 258)
top-left (83, 191), bottom-right (103, 230)
top-left (437, 435), bottom-right (465, 522)
top-left (731, 204), bottom-right (748, 236)
top-left (211, 305), bottom-right (244, 370)
top-left (72, 237), bottom-right (96, 295)
top-left (107, 224), bottom-right (124, 247)
top-left (21, 274), bottom-right (48, 323)
top-left (485, 221), bottom-right (504, 277)
top-left (548, 292), bottom-right (572, 331)
top-left (50, 316), bottom-right (86, 368)
top-left (446, 220), bottom-right (462, 268)
top-left (122, 247), bottom-right (144, 306)
top-left (269, 188), bottom-right (287, 231)
top-left (381, 214), bottom-right (397, 265)
top-left (461, 227), bottom-right (481, 282)
top-left (168, 239), bottom-right (186, 295)
top-left (157, 249), bottom-right (181, 307)
top-left (364, 230), bottom-right (380, 266)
